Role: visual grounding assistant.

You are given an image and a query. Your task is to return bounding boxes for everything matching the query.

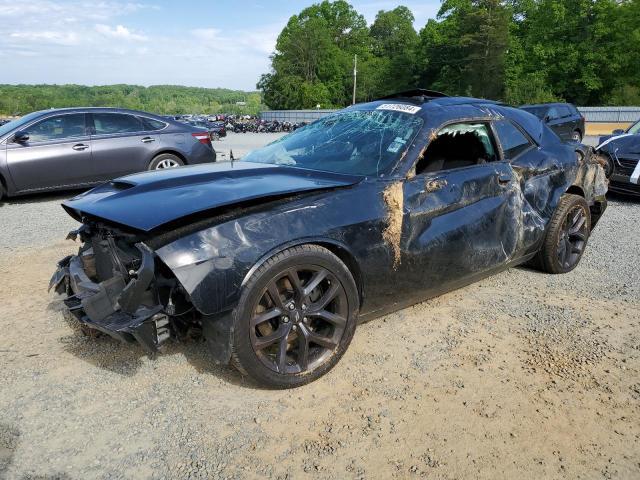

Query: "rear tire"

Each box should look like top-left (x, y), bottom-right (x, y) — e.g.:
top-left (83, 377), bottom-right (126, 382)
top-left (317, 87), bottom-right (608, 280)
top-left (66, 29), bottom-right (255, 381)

top-left (148, 153), bottom-right (184, 170)
top-left (231, 244), bottom-right (359, 388)
top-left (535, 194), bottom-right (591, 274)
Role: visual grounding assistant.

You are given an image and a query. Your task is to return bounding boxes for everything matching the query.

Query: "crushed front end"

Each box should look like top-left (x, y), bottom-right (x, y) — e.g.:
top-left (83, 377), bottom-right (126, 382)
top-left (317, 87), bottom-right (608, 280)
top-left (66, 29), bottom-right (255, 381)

top-left (49, 223), bottom-right (192, 354)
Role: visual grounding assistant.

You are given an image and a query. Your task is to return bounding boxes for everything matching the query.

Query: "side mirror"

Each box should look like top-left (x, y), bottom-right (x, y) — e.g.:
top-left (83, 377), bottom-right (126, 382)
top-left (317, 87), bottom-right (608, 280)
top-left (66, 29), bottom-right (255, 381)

top-left (13, 131), bottom-right (29, 143)
top-left (612, 129), bottom-right (624, 135)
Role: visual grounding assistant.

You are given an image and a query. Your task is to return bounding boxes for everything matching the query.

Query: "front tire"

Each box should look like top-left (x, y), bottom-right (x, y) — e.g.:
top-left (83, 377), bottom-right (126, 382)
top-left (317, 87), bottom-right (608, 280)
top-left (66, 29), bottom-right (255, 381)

top-left (148, 153), bottom-right (184, 170)
top-left (536, 194), bottom-right (591, 274)
top-left (231, 245), bottom-right (359, 388)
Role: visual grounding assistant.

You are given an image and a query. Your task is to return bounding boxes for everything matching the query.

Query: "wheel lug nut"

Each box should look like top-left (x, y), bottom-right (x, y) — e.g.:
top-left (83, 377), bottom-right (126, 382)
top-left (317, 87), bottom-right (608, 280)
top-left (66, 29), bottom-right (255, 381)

top-left (282, 317), bottom-right (289, 323)
top-left (301, 304), bottom-right (307, 310)
top-left (303, 317), bottom-right (308, 323)
top-left (292, 325), bottom-right (297, 331)
top-left (288, 304), bottom-right (295, 310)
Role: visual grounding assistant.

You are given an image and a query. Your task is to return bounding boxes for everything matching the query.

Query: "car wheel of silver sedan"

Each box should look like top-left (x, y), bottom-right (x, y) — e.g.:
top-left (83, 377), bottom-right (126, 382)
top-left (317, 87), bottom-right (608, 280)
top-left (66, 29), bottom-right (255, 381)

top-left (148, 153), bottom-right (184, 170)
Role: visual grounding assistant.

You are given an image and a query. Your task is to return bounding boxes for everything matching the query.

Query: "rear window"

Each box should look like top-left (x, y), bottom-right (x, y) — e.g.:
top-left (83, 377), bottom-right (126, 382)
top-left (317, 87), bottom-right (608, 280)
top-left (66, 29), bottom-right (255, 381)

top-left (521, 106), bottom-right (548, 120)
top-left (493, 120), bottom-right (533, 160)
top-left (93, 113), bottom-right (143, 135)
top-left (140, 117), bottom-right (167, 131)
top-left (558, 106), bottom-right (572, 118)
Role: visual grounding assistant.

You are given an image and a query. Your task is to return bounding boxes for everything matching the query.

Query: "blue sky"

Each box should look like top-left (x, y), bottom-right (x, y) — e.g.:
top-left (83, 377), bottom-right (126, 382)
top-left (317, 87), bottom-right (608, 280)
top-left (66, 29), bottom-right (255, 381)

top-left (0, 0), bottom-right (440, 90)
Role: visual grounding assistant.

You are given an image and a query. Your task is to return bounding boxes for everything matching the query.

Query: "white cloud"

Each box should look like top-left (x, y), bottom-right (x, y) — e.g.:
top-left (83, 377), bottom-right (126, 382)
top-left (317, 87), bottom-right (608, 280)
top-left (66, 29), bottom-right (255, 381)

top-left (9, 31), bottom-right (79, 46)
top-left (0, 0), bottom-right (441, 91)
top-left (95, 24), bottom-right (148, 41)
top-left (191, 28), bottom-right (223, 42)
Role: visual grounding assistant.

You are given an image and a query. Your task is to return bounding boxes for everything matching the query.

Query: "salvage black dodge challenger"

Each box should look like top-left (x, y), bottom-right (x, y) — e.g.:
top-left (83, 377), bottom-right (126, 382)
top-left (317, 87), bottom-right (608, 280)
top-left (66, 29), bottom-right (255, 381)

top-left (51, 90), bottom-right (608, 388)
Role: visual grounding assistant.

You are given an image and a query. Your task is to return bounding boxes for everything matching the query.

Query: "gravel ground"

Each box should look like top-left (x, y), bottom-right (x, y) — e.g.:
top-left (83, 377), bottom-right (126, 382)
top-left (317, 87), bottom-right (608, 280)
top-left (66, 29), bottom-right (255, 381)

top-left (1, 134), bottom-right (639, 480)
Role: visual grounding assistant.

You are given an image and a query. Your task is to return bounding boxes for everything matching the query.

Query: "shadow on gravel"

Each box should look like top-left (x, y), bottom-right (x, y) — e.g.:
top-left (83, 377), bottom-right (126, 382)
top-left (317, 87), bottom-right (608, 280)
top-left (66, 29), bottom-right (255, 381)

top-left (607, 191), bottom-right (640, 204)
top-left (0, 422), bottom-right (20, 477)
top-left (52, 304), bottom-right (147, 376)
top-left (51, 301), bottom-right (253, 386)
top-left (177, 341), bottom-right (252, 388)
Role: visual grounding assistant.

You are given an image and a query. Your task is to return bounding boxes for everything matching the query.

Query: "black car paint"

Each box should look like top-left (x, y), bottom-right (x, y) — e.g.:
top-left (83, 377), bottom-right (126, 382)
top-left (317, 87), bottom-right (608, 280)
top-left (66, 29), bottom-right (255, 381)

top-left (62, 162), bottom-right (362, 231)
top-left (595, 124), bottom-right (640, 196)
top-left (0, 107), bottom-right (216, 197)
top-left (520, 103), bottom-right (585, 142)
top-left (51, 97), bottom-right (608, 360)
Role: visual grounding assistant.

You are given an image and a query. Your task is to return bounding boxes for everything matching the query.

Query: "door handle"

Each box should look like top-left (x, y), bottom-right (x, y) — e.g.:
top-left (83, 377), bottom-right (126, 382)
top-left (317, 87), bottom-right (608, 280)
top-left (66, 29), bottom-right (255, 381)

top-left (72, 143), bottom-right (89, 151)
top-left (141, 137), bottom-right (155, 143)
top-left (497, 173), bottom-right (511, 185)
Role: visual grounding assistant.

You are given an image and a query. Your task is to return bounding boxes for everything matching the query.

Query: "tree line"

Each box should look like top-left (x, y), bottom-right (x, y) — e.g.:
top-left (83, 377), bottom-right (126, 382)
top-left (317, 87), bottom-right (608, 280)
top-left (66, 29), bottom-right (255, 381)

top-left (0, 84), bottom-right (263, 117)
top-left (258, 0), bottom-right (640, 109)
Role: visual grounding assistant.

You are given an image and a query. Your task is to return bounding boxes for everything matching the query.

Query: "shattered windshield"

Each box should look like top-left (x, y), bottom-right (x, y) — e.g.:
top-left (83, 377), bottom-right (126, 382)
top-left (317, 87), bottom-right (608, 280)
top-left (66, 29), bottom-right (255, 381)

top-left (243, 109), bottom-right (423, 176)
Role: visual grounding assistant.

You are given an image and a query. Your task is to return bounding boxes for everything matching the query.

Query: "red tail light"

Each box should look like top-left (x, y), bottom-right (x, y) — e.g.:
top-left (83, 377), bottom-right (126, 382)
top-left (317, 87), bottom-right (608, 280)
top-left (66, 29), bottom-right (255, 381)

top-left (192, 132), bottom-right (211, 145)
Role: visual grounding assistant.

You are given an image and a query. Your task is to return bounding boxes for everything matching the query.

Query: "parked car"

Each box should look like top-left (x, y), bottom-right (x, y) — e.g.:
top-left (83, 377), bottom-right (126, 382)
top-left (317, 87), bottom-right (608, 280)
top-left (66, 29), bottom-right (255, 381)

top-left (50, 90), bottom-right (607, 388)
top-left (595, 119), bottom-right (640, 196)
top-left (0, 107), bottom-right (216, 199)
top-left (188, 120), bottom-right (227, 139)
top-left (520, 103), bottom-right (585, 142)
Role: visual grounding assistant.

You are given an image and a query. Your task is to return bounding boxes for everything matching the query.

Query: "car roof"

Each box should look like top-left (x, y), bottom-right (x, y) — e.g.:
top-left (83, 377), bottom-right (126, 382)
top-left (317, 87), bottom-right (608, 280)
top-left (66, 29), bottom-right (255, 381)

top-left (352, 92), bottom-right (554, 145)
top-left (27, 107), bottom-right (166, 118)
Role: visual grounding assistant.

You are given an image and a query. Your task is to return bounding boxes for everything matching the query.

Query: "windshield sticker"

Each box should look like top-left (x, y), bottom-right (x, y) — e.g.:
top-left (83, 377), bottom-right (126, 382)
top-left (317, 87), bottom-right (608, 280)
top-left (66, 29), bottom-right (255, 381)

top-left (387, 141), bottom-right (404, 153)
top-left (376, 104), bottom-right (421, 115)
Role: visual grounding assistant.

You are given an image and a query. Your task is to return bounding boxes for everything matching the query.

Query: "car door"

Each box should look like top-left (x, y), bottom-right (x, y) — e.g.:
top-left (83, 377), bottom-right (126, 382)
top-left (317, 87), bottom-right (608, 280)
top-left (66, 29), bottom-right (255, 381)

top-left (397, 122), bottom-right (525, 302)
top-left (544, 106), bottom-right (565, 139)
top-left (89, 112), bottom-right (159, 181)
top-left (557, 105), bottom-right (574, 139)
top-left (5, 112), bottom-right (94, 191)
top-left (491, 118), bottom-right (550, 252)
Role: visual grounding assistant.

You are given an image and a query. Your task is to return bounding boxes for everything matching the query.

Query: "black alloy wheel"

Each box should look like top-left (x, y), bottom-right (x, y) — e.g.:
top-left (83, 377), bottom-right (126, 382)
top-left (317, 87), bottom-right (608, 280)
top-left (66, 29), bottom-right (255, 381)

top-left (556, 204), bottom-right (588, 271)
top-left (250, 265), bottom-right (348, 374)
top-left (534, 193), bottom-right (591, 274)
top-left (231, 244), bottom-right (358, 388)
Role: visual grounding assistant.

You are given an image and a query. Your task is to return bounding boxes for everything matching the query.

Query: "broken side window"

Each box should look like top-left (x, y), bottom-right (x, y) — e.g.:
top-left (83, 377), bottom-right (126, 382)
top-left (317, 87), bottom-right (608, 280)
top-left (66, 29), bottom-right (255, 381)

top-left (415, 123), bottom-right (497, 175)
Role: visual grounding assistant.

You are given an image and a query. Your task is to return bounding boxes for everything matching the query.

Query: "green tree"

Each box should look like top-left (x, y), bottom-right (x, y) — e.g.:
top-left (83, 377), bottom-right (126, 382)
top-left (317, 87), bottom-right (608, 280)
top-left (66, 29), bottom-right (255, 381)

top-left (259, 0), bottom-right (368, 109)
top-left (0, 84), bottom-right (264, 116)
top-left (367, 6), bottom-right (420, 97)
top-left (418, 0), bottom-right (511, 99)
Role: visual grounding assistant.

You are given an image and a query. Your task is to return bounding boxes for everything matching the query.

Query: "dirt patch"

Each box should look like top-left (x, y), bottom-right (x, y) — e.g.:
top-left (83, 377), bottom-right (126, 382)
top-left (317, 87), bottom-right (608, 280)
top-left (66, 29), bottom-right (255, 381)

top-left (382, 182), bottom-right (404, 269)
top-left (1, 199), bottom-right (639, 479)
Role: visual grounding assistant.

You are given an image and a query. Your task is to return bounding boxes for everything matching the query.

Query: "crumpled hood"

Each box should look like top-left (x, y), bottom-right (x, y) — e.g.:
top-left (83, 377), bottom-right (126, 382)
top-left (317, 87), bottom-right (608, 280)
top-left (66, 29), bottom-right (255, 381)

top-left (62, 161), bottom-right (362, 231)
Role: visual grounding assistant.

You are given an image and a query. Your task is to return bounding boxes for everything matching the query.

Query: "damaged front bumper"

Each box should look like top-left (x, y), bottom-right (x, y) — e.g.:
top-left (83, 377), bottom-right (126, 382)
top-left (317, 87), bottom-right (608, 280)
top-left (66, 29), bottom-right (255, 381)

top-left (49, 243), bottom-right (170, 354)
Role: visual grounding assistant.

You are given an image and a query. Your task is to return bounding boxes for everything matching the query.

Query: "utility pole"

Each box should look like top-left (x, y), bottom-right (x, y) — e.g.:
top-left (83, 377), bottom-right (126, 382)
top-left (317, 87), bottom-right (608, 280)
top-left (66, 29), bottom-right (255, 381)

top-left (352, 54), bottom-right (357, 105)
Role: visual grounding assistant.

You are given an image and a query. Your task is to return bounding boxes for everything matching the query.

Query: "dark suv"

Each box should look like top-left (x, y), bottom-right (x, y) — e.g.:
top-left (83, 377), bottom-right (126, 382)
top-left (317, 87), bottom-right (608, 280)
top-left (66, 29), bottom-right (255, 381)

top-left (520, 103), bottom-right (585, 142)
top-left (0, 107), bottom-right (216, 198)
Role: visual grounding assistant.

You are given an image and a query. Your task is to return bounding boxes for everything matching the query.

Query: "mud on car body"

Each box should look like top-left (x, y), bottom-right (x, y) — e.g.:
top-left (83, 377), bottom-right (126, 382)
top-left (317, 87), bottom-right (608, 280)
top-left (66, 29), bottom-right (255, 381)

top-left (51, 90), bottom-right (608, 388)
